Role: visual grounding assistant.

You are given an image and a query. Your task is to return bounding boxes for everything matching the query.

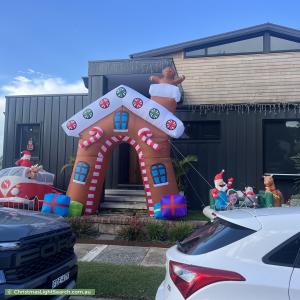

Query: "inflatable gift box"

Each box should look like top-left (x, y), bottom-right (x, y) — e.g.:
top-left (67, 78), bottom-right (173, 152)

top-left (42, 193), bottom-right (70, 217)
top-left (161, 194), bottom-right (187, 219)
top-left (154, 202), bottom-right (162, 219)
top-left (68, 200), bottom-right (84, 216)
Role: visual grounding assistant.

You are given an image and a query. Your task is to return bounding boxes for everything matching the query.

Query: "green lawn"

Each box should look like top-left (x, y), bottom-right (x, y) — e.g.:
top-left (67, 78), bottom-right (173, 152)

top-left (77, 262), bottom-right (165, 299)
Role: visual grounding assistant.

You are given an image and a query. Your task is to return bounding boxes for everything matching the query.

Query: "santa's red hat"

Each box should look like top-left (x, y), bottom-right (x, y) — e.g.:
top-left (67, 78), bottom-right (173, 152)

top-left (21, 150), bottom-right (31, 156)
top-left (214, 170), bottom-right (225, 181)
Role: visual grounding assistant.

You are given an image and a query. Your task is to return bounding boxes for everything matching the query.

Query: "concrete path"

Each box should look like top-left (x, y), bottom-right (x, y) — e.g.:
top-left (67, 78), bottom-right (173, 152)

top-left (75, 243), bottom-right (167, 267)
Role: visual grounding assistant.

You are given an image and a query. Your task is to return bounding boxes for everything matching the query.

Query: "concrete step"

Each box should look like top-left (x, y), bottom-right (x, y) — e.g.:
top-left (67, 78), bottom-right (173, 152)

top-left (104, 195), bottom-right (145, 203)
top-left (105, 189), bottom-right (145, 196)
top-left (101, 201), bottom-right (147, 210)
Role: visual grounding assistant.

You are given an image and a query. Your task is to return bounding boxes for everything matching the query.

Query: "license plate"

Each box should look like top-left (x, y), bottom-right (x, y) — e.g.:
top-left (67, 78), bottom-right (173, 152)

top-left (52, 272), bottom-right (70, 288)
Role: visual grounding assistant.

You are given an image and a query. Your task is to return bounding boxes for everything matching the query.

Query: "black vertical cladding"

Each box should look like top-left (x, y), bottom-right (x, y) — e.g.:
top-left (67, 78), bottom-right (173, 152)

top-left (4, 94), bottom-right (300, 203)
top-left (4, 94), bottom-right (89, 190)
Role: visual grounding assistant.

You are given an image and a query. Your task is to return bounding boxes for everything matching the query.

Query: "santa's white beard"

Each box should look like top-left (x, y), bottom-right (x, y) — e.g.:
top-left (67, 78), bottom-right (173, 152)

top-left (218, 185), bottom-right (228, 192)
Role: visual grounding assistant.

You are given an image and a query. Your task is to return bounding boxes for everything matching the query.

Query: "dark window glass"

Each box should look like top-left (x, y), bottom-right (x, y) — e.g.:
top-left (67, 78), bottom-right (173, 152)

top-left (270, 36), bottom-right (300, 51)
top-left (185, 48), bottom-right (206, 57)
top-left (177, 218), bottom-right (255, 255)
top-left (264, 120), bottom-right (300, 174)
top-left (16, 124), bottom-right (40, 160)
top-left (181, 121), bottom-right (221, 140)
top-left (185, 36), bottom-right (263, 57)
top-left (207, 36), bottom-right (263, 55)
top-left (263, 234), bottom-right (300, 267)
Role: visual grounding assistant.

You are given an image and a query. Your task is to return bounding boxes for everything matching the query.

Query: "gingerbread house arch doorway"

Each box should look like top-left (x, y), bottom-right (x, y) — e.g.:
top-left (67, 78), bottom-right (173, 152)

top-left (116, 143), bottom-right (143, 187)
top-left (62, 85), bottom-right (185, 216)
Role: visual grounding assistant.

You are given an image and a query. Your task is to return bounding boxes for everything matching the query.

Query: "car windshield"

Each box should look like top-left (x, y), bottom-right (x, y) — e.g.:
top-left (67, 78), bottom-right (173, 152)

top-left (177, 218), bottom-right (255, 255)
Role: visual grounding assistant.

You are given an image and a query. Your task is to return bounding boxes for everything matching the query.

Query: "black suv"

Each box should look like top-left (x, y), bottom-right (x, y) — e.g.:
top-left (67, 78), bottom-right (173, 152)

top-left (0, 207), bottom-right (77, 299)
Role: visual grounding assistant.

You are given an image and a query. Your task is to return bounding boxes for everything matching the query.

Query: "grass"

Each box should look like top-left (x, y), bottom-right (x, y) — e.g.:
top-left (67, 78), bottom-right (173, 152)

top-left (77, 262), bottom-right (165, 299)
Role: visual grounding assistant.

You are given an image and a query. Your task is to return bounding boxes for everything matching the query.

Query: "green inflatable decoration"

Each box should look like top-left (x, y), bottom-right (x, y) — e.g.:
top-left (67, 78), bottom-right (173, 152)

top-left (258, 191), bottom-right (273, 208)
top-left (209, 189), bottom-right (215, 209)
top-left (68, 200), bottom-right (84, 216)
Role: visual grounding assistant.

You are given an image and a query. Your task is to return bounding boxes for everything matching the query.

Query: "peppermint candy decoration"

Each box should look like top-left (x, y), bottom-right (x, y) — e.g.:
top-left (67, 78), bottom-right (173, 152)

top-left (99, 98), bottom-right (110, 109)
top-left (116, 87), bottom-right (127, 98)
top-left (166, 119), bottom-right (177, 130)
top-left (149, 108), bottom-right (160, 119)
top-left (83, 108), bottom-right (93, 119)
top-left (1, 179), bottom-right (11, 189)
top-left (132, 98), bottom-right (143, 109)
top-left (67, 120), bottom-right (77, 130)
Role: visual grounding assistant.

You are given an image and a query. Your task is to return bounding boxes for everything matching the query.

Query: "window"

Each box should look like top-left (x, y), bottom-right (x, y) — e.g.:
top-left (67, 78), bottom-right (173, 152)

top-left (74, 161), bottom-right (90, 184)
top-left (151, 164), bottom-right (168, 186)
top-left (263, 234), bottom-right (300, 267)
top-left (181, 121), bottom-right (221, 140)
top-left (114, 112), bottom-right (129, 131)
top-left (16, 124), bottom-right (41, 160)
top-left (264, 120), bottom-right (300, 174)
top-left (177, 218), bottom-right (255, 255)
top-left (185, 36), bottom-right (263, 57)
top-left (270, 36), bottom-right (300, 52)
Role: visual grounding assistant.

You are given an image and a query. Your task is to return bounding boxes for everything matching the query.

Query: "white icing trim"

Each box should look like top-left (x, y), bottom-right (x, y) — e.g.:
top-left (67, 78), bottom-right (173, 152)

top-left (62, 85), bottom-right (184, 139)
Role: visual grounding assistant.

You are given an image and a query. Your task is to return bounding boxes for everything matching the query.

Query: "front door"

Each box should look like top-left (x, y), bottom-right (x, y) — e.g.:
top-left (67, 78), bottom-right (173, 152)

top-left (118, 143), bottom-right (143, 189)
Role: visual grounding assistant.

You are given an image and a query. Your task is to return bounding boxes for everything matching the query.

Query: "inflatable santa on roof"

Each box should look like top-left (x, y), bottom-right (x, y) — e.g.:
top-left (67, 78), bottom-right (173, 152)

top-left (15, 150), bottom-right (33, 167)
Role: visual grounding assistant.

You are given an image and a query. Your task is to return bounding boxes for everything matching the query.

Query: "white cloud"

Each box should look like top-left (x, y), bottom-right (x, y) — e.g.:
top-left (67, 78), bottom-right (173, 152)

top-left (0, 70), bottom-right (87, 158)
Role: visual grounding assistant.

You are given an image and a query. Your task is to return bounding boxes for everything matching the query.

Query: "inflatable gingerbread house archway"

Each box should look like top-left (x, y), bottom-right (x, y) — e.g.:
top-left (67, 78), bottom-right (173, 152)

top-left (62, 83), bottom-right (184, 216)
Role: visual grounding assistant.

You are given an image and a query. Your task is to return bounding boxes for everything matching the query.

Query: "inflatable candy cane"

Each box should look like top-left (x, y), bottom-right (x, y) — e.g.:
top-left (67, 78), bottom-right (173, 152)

top-left (79, 127), bottom-right (103, 148)
top-left (137, 128), bottom-right (160, 151)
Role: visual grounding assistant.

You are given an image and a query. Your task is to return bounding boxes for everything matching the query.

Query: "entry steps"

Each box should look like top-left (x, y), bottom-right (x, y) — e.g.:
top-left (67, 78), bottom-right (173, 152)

top-left (102, 189), bottom-right (147, 210)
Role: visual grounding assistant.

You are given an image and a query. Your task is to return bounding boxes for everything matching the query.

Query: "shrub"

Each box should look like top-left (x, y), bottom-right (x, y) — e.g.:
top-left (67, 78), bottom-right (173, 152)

top-left (66, 217), bottom-right (98, 238)
top-left (117, 216), bottom-right (146, 241)
top-left (168, 222), bottom-right (194, 242)
top-left (146, 222), bottom-right (168, 241)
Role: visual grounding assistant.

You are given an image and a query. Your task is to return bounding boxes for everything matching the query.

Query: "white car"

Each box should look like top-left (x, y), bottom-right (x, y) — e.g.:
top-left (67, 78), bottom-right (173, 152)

top-left (156, 207), bottom-right (300, 300)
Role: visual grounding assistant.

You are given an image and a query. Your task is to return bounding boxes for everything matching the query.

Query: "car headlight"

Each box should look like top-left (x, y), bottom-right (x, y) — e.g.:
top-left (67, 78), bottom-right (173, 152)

top-left (0, 271), bottom-right (5, 284)
top-left (0, 242), bottom-right (21, 251)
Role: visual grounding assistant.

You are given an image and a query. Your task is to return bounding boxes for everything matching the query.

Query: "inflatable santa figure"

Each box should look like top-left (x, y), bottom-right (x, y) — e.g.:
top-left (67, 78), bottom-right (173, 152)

top-left (15, 150), bottom-right (33, 167)
top-left (211, 170), bottom-right (234, 210)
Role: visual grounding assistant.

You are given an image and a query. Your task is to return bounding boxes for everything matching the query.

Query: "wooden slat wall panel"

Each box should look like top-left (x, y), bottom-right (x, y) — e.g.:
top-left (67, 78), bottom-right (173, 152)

top-left (172, 51), bottom-right (300, 104)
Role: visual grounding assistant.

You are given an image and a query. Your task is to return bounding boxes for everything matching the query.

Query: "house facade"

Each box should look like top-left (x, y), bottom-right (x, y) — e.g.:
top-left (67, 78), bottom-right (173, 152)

top-left (4, 23), bottom-right (300, 209)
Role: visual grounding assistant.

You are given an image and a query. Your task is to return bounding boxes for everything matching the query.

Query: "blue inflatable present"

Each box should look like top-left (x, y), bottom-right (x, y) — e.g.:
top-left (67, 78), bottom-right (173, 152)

top-left (42, 193), bottom-right (70, 217)
top-left (154, 202), bottom-right (162, 219)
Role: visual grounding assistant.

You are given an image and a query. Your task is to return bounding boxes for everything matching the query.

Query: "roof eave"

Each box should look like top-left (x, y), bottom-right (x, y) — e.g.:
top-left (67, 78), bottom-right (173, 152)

top-left (130, 23), bottom-right (300, 58)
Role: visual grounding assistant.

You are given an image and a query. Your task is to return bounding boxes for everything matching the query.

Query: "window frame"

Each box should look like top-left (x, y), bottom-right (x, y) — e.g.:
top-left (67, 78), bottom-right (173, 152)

top-left (151, 163), bottom-right (168, 186)
top-left (73, 161), bottom-right (90, 184)
top-left (15, 123), bottom-right (42, 161)
top-left (114, 111), bottom-right (129, 132)
top-left (184, 31), bottom-right (300, 59)
top-left (263, 118), bottom-right (300, 176)
top-left (180, 120), bottom-right (222, 142)
top-left (269, 33), bottom-right (300, 53)
top-left (262, 232), bottom-right (300, 268)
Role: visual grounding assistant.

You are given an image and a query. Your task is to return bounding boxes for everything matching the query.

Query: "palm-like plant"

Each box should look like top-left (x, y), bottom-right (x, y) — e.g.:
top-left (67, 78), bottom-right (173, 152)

top-left (61, 155), bottom-right (76, 173)
top-left (172, 155), bottom-right (198, 191)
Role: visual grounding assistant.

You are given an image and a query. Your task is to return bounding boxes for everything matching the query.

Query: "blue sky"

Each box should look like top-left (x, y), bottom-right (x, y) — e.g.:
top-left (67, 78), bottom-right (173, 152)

top-left (0, 0), bottom-right (300, 154)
